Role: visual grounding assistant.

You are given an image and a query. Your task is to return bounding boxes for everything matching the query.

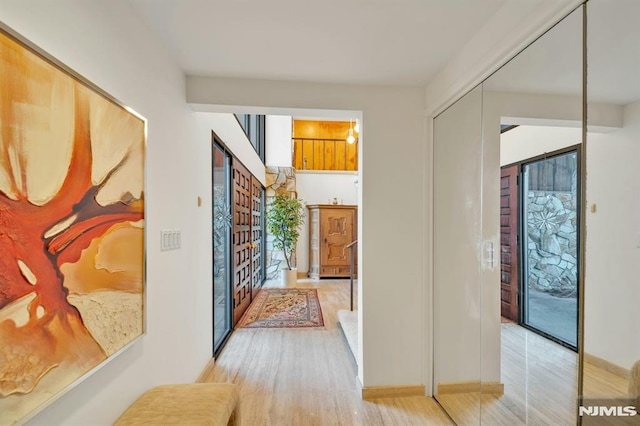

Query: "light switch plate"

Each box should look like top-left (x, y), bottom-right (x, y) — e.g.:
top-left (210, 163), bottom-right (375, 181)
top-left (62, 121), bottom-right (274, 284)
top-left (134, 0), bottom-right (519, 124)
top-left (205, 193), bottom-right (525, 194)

top-left (483, 240), bottom-right (496, 269)
top-left (161, 229), bottom-right (181, 251)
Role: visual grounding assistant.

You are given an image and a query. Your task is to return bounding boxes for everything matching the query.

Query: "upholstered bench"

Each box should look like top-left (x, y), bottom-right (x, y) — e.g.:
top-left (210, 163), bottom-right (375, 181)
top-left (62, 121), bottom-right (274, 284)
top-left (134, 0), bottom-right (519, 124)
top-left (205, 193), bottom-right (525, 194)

top-left (114, 383), bottom-right (240, 426)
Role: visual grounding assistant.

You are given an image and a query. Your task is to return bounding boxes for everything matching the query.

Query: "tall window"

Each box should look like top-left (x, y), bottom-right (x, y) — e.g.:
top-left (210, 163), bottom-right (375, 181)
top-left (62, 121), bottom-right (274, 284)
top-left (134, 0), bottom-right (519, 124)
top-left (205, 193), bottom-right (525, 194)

top-left (235, 114), bottom-right (265, 162)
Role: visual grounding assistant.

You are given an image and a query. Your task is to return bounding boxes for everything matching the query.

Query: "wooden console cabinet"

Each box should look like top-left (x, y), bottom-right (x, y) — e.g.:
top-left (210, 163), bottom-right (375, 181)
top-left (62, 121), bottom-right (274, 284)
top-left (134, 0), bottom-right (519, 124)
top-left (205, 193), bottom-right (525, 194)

top-left (307, 205), bottom-right (357, 279)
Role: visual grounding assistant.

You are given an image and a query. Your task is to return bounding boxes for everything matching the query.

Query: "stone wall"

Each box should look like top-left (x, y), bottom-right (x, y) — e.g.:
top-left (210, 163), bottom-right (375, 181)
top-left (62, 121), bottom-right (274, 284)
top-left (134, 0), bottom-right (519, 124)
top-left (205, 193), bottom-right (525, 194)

top-left (265, 166), bottom-right (297, 279)
top-left (526, 191), bottom-right (577, 297)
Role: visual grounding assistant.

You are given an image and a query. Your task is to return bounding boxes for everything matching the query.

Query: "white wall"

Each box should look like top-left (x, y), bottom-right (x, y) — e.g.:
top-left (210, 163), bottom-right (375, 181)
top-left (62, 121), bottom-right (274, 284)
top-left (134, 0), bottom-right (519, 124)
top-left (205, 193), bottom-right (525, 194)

top-left (187, 76), bottom-right (425, 389)
top-left (0, 1), bottom-right (238, 424)
top-left (501, 125), bottom-right (582, 166)
top-left (265, 115), bottom-right (292, 167)
top-left (584, 100), bottom-right (640, 369)
top-left (295, 172), bottom-right (358, 273)
top-left (209, 113), bottom-right (265, 184)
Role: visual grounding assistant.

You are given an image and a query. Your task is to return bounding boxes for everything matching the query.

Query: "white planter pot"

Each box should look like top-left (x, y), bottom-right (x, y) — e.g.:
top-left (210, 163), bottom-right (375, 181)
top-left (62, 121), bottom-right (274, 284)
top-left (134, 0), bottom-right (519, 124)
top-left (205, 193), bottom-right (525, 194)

top-left (280, 269), bottom-right (298, 286)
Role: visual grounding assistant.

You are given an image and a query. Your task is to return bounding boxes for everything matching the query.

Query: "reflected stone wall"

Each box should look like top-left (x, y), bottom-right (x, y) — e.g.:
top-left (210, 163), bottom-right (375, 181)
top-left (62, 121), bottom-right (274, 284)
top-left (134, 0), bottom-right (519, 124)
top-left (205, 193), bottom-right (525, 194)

top-left (265, 166), bottom-right (297, 279)
top-left (526, 191), bottom-right (577, 297)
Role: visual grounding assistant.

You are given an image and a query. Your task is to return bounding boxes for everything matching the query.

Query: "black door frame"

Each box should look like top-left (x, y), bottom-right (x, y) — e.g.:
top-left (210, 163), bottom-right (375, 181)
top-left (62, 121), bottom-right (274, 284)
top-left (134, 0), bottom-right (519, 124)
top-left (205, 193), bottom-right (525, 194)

top-left (516, 144), bottom-right (581, 351)
top-left (213, 136), bottom-right (233, 356)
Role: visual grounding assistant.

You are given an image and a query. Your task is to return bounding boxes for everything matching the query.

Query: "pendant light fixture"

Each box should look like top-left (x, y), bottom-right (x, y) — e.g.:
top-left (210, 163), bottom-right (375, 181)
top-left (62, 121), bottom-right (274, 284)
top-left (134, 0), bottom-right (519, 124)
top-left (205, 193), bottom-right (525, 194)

top-left (354, 118), bottom-right (360, 133)
top-left (347, 119), bottom-right (355, 144)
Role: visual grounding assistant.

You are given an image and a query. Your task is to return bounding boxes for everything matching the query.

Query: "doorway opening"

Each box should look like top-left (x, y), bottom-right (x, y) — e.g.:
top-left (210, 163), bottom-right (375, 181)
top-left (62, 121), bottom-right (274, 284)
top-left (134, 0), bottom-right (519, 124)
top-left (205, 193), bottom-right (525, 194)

top-left (211, 110), bottom-right (362, 363)
top-left (500, 127), bottom-right (580, 350)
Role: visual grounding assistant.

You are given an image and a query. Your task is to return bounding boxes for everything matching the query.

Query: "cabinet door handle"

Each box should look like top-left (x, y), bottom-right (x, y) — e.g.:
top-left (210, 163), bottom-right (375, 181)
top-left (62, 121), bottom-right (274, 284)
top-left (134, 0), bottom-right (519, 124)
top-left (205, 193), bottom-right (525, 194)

top-left (324, 238), bottom-right (327, 243)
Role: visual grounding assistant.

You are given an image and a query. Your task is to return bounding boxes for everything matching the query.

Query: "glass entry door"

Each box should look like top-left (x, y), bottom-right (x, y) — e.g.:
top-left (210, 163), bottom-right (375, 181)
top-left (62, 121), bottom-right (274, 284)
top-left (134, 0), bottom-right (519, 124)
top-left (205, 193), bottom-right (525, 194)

top-left (521, 149), bottom-right (579, 348)
top-left (213, 142), bottom-right (232, 355)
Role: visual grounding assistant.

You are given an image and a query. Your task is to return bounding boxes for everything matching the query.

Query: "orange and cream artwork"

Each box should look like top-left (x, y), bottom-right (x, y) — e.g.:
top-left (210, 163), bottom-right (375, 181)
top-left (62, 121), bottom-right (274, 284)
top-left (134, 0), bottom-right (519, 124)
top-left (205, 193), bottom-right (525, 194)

top-left (0, 27), bottom-right (145, 424)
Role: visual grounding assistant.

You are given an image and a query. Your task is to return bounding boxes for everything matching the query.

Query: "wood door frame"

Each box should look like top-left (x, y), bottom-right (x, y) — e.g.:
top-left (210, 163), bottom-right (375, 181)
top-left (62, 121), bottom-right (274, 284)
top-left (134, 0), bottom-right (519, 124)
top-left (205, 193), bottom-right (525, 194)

top-left (500, 164), bottom-right (520, 322)
top-left (250, 176), bottom-right (265, 300)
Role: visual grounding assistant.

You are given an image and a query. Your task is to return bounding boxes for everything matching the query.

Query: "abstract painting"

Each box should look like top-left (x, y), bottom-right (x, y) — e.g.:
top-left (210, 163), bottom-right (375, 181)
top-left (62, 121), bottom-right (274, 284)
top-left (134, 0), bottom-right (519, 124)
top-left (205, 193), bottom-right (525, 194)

top-left (0, 26), bottom-right (145, 424)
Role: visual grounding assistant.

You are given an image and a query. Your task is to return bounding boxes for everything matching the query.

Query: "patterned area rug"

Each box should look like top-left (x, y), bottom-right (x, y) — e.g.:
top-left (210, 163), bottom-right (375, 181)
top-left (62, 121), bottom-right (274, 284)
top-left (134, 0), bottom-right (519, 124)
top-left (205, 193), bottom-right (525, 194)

top-left (238, 288), bottom-right (324, 328)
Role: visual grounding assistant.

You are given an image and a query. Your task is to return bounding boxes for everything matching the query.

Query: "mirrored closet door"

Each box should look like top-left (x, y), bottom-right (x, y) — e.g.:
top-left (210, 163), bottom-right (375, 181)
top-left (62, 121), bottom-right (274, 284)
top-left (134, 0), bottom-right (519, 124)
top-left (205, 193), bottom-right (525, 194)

top-left (480, 6), bottom-right (583, 425)
top-left (582, 1), bottom-right (640, 424)
top-left (433, 4), bottom-right (585, 425)
top-left (434, 1), bottom-right (640, 424)
top-left (433, 84), bottom-right (485, 424)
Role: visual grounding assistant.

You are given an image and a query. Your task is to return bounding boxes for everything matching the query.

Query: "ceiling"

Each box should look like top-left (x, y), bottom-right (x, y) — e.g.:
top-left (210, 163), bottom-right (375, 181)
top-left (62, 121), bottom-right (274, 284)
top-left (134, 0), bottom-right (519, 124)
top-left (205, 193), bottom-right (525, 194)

top-left (128, 0), bottom-right (506, 86)
top-left (483, 1), bottom-right (640, 106)
top-left (128, 0), bottom-right (639, 104)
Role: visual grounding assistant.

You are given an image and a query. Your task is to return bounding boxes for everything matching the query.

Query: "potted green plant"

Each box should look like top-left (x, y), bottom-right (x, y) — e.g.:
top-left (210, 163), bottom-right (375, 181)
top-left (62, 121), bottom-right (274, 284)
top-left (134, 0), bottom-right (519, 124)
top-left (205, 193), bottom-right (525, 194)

top-left (266, 194), bottom-right (305, 285)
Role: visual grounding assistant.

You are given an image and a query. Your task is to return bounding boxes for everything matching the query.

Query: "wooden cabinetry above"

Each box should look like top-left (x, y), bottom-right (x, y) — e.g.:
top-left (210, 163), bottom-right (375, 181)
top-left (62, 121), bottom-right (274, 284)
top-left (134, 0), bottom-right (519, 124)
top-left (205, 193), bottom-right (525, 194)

top-left (293, 120), bottom-right (358, 171)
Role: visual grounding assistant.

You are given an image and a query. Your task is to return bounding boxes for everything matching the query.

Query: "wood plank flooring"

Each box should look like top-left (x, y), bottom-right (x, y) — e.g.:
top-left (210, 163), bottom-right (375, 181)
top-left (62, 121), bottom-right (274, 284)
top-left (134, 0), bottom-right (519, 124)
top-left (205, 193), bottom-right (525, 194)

top-left (437, 323), bottom-right (578, 425)
top-left (200, 278), bottom-right (453, 425)
top-left (200, 279), bottom-right (629, 425)
top-left (583, 360), bottom-right (629, 399)
top-left (437, 322), bottom-right (630, 425)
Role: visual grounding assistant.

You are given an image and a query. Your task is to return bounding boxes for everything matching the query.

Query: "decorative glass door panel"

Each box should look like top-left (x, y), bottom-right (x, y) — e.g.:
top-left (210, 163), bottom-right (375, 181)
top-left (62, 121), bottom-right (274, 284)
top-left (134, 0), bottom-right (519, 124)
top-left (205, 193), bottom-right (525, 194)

top-left (213, 142), bottom-right (232, 354)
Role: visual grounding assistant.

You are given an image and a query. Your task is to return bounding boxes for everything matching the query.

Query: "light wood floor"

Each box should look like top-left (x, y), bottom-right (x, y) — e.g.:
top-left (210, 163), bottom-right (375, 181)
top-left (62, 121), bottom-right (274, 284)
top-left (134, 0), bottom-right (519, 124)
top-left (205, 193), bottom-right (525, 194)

top-left (583, 360), bottom-right (629, 399)
top-left (437, 323), bottom-right (578, 425)
top-left (437, 322), bottom-right (630, 425)
top-left (200, 278), bottom-right (453, 426)
top-left (200, 280), bottom-right (630, 425)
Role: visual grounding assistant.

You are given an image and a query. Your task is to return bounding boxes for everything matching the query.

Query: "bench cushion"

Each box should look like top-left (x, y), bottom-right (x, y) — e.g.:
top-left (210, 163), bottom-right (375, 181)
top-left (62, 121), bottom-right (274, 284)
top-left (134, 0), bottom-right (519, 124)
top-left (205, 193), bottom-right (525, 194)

top-left (115, 383), bottom-right (239, 426)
